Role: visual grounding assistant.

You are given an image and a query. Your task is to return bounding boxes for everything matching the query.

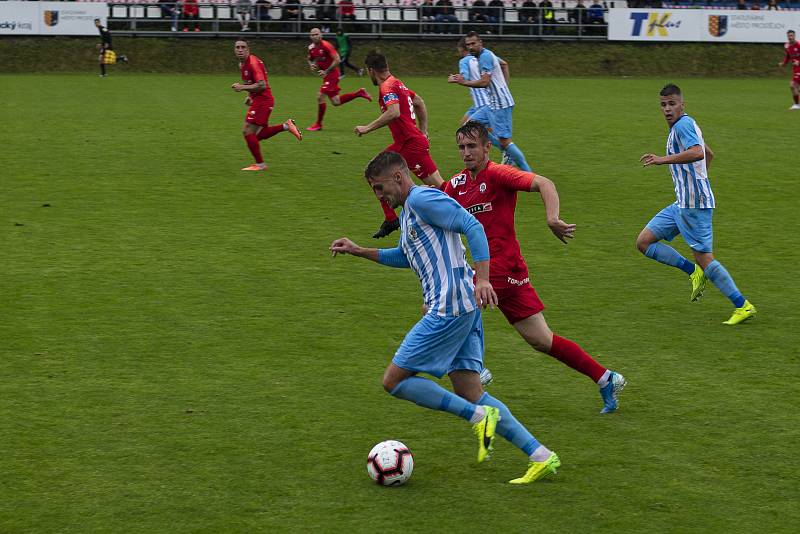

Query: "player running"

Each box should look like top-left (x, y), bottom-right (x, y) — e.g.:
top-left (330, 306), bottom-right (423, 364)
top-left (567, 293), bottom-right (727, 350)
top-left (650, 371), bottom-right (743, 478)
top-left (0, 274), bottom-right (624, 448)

top-left (94, 18), bottom-right (128, 77)
top-left (306, 28), bottom-right (372, 131)
top-left (232, 39), bottom-right (302, 172)
top-left (355, 51), bottom-right (445, 239)
top-left (638, 84), bottom-right (756, 325)
top-left (444, 121), bottom-right (626, 413)
top-left (330, 150), bottom-right (561, 484)
top-left (449, 38), bottom-right (503, 155)
top-left (778, 30), bottom-right (800, 110)
top-left (450, 32), bottom-right (532, 172)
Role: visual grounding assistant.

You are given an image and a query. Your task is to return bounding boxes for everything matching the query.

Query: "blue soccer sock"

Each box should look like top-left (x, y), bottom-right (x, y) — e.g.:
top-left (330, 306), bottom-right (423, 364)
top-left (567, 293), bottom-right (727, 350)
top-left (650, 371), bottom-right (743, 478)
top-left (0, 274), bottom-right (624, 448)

top-left (503, 143), bottom-right (532, 172)
top-left (390, 376), bottom-right (477, 422)
top-left (478, 392), bottom-right (541, 456)
top-left (704, 260), bottom-right (746, 307)
top-left (488, 131), bottom-right (502, 150)
top-left (645, 243), bottom-right (696, 275)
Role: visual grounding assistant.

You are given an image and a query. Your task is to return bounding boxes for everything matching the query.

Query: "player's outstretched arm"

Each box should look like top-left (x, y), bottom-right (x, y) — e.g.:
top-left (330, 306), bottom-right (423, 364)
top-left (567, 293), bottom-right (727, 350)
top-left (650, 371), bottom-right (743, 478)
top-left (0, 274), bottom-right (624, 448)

top-left (531, 175), bottom-right (576, 244)
top-left (354, 105), bottom-right (400, 136)
top-left (330, 237), bottom-right (410, 268)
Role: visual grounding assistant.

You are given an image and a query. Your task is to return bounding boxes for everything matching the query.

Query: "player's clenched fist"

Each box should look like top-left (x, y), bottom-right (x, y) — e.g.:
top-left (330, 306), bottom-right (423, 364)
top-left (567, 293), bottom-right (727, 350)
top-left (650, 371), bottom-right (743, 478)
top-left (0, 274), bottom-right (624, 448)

top-left (330, 237), bottom-right (360, 257)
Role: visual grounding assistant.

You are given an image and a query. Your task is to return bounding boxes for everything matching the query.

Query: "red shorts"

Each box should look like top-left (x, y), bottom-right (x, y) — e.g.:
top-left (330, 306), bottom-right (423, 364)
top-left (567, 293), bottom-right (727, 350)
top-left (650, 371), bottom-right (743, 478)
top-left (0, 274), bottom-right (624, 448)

top-left (495, 283), bottom-right (545, 325)
top-left (320, 71), bottom-right (341, 97)
top-left (792, 69), bottom-right (800, 85)
top-left (387, 139), bottom-right (438, 180)
top-left (245, 101), bottom-right (274, 127)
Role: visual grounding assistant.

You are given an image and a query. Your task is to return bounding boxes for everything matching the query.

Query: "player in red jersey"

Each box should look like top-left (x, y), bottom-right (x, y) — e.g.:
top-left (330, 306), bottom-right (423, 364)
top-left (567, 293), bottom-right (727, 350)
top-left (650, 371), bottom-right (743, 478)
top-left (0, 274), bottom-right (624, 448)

top-left (232, 40), bottom-right (302, 171)
top-left (354, 51), bottom-right (445, 238)
top-left (444, 121), bottom-right (626, 413)
top-left (778, 30), bottom-right (800, 110)
top-left (306, 28), bottom-right (372, 131)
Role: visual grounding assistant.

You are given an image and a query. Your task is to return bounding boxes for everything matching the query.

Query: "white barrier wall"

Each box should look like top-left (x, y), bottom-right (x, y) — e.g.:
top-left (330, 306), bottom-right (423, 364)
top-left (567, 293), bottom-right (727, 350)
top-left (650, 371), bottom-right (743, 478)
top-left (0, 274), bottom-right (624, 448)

top-left (608, 8), bottom-right (799, 43)
top-left (0, 1), bottom-right (108, 35)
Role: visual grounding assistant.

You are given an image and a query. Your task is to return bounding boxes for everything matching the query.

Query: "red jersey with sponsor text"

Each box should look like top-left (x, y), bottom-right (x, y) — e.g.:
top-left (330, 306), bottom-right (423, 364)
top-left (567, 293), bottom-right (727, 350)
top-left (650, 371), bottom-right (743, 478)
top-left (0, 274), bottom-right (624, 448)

top-left (444, 162), bottom-right (535, 289)
top-left (784, 40), bottom-right (800, 73)
top-left (308, 39), bottom-right (338, 72)
top-left (378, 75), bottom-right (427, 148)
top-left (240, 54), bottom-right (274, 106)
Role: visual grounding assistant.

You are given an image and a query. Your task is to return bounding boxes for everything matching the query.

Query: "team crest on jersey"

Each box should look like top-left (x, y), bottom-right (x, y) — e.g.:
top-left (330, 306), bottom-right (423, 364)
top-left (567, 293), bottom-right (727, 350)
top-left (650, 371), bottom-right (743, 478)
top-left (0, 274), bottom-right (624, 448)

top-left (479, 183), bottom-right (487, 193)
top-left (408, 228), bottom-right (418, 240)
top-left (450, 173), bottom-right (467, 187)
top-left (466, 202), bottom-right (492, 214)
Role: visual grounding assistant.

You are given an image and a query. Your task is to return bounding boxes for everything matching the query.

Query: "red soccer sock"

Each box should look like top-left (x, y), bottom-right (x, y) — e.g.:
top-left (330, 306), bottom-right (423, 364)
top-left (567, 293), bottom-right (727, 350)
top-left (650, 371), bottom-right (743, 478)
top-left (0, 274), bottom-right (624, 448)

top-left (548, 334), bottom-right (607, 383)
top-left (338, 91), bottom-right (360, 105)
top-left (244, 134), bottom-right (263, 164)
top-left (317, 102), bottom-right (327, 124)
top-left (257, 124), bottom-right (284, 141)
top-left (380, 199), bottom-right (398, 222)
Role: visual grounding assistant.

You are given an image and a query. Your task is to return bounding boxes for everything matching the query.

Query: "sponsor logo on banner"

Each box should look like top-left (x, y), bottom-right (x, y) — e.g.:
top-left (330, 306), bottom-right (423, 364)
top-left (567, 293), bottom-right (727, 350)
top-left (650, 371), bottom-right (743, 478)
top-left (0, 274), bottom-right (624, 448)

top-left (708, 15), bottom-right (728, 37)
top-left (629, 12), bottom-right (681, 37)
top-left (0, 20), bottom-right (34, 31)
top-left (43, 10), bottom-right (59, 27)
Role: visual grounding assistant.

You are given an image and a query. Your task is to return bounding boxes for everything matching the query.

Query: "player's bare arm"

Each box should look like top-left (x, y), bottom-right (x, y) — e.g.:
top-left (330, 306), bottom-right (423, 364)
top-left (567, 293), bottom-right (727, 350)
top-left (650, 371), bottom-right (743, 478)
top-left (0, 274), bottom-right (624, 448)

top-left (531, 175), bottom-right (576, 244)
top-left (354, 105), bottom-right (400, 136)
top-left (472, 260), bottom-right (498, 310)
top-left (640, 144), bottom-right (704, 167)
top-left (412, 94), bottom-right (429, 137)
top-left (457, 72), bottom-right (491, 89)
top-left (499, 58), bottom-right (510, 83)
top-left (704, 144), bottom-right (714, 170)
top-left (330, 238), bottom-right (380, 262)
top-left (231, 80), bottom-right (266, 93)
top-left (319, 53), bottom-right (341, 77)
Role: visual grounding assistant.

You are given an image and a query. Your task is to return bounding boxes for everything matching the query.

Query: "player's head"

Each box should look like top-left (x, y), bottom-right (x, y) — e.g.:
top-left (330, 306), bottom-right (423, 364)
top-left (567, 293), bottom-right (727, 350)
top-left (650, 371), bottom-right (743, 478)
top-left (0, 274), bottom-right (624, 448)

top-left (336, 27), bottom-right (344, 36)
top-left (457, 37), bottom-right (468, 57)
top-left (364, 51), bottom-right (389, 86)
top-left (456, 121), bottom-right (492, 171)
top-left (234, 40), bottom-right (250, 60)
top-left (309, 28), bottom-right (323, 44)
top-left (364, 151), bottom-right (413, 209)
top-left (788, 30), bottom-right (796, 44)
top-left (94, 18), bottom-right (102, 28)
top-left (659, 84), bottom-right (684, 126)
top-left (464, 31), bottom-right (483, 57)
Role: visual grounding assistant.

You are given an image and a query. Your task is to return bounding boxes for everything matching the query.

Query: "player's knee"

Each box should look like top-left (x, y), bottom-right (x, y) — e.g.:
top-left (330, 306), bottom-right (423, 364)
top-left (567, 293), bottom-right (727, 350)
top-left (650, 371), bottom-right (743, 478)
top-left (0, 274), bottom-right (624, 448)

top-left (382, 376), bottom-right (399, 394)
top-left (636, 235), bottom-right (651, 254)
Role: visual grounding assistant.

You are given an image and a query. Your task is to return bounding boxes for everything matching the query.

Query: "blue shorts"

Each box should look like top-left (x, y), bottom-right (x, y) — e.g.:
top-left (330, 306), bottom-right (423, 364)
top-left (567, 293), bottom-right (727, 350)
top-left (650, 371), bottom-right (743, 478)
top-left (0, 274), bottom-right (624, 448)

top-left (466, 105), bottom-right (492, 127)
top-left (488, 106), bottom-right (513, 139)
top-left (393, 310), bottom-right (484, 379)
top-left (646, 202), bottom-right (714, 253)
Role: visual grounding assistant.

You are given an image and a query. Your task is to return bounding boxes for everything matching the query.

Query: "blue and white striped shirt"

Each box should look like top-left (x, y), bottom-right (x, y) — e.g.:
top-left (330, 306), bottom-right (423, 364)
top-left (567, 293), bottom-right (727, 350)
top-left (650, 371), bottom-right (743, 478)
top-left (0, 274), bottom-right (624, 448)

top-left (459, 55), bottom-right (490, 110)
top-left (378, 187), bottom-right (490, 318)
top-left (477, 48), bottom-right (514, 110)
top-left (666, 114), bottom-right (715, 209)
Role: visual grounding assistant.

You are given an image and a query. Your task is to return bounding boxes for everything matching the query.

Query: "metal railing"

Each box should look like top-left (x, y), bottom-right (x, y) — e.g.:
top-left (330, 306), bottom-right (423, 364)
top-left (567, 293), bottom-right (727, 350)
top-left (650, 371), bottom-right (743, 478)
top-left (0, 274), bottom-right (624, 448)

top-left (108, 4), bottom-right (610, 39)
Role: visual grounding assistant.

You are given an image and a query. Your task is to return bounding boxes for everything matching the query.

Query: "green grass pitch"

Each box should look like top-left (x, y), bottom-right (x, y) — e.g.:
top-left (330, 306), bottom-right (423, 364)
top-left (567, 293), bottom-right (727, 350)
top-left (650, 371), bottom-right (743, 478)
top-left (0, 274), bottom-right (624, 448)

top-left (1, 73), bottom-right (798, 532)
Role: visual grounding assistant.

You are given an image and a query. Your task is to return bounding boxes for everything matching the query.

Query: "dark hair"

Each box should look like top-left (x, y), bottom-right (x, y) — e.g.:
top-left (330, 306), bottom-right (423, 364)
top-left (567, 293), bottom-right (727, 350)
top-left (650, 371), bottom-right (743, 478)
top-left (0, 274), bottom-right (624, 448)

top-left (465, 31), bottom-right (481, 40)
top-left (235, 39), bottom-right (250, 45)
top-left (457, 37), bottom-right (467, 49)
top-left (789, 30), bottom-right (796, 34)
top-left (659, 83), bottom-right (682, 97)
top-left (364, 151), bottom-right (408, 181)
top-left (94, 18), bottom-right (100, 22)
top-left (456, 121), bottom-right (490, 145)
top-left (364, 51), bottom-right (388, 71)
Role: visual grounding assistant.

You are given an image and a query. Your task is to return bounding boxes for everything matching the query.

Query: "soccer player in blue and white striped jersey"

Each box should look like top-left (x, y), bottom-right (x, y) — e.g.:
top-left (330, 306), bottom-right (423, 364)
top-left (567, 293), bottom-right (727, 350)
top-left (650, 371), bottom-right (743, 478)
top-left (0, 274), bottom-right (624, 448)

top-left (330, 151), bottom-right (561, 484)
top-left (637, 84), bottom-right (756, 325)
top-left (451, 38), bottom-right (502, 153)
top-left (450, 32), bottom-right (532, 172)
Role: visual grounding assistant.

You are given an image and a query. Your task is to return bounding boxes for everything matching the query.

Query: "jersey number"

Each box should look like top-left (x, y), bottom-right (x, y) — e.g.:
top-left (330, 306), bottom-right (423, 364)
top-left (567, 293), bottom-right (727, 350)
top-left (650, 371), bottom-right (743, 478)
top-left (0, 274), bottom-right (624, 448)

top-left (407, 96), bottom-right (416, 120)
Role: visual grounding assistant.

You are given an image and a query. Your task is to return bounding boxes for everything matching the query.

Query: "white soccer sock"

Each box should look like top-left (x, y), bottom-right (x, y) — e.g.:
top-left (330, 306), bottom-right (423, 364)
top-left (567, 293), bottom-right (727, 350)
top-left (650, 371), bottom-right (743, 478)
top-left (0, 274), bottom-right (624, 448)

top-left (529, 445), bottom-right (552, 463)
top-left (597, 369), bottom-right (612, 388)
top-left (469, 406), bottom-right (486, 424)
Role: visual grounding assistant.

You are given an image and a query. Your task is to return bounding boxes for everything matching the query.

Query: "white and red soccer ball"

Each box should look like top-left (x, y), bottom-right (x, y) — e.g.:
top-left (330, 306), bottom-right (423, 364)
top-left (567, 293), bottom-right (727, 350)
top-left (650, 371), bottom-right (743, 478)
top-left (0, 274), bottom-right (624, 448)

top-left (366, 440), bottom-right (414, 486)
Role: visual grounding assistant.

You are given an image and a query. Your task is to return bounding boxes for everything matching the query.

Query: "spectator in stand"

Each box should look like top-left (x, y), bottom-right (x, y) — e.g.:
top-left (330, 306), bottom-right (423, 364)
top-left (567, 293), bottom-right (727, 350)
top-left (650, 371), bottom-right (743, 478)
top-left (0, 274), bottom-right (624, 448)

top-left (488, 0), bottom-right (504, 24)
top-left (766, 0), bottom-right (779, 10)
top-left (520, 0), bottom-right (539, 32)
top-left (158, 0), bottom-right (180, 32)
top-left (421, 0), bottom-right (437, 33)
top-left (751, 1), bottom-right (762, 10)
top-left (317, 0), bottom-right (337, 23)
top-left (236, 0), bottom-right (253, 31)
top-left (182, 0), bottom-right (200, 32)
top-left (435, 0), bottom-right (459, 34)
top-left (736, 0), bottom-right (748, 10)
top-left (339, 0), bottom-right (356, 22)
top-left (569, 0), bottom-right (586, 36)
top-left (255, 0), bottom-right (273, 21)
top-left (539, 0), bottom-right (555, 35)
top-left (470, 0), bottom-right (492, 24)
top-left (282, 1), bottom-right (301, 32)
